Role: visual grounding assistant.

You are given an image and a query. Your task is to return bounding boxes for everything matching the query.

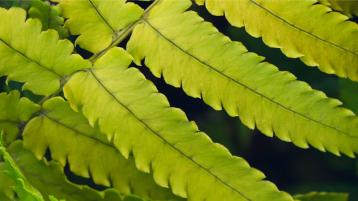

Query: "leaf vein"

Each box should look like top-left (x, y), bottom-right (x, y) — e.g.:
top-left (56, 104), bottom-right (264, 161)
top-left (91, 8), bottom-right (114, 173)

top-left (0, 38), bottom-right (62, 78)
top-left (42, 113), bottom-right (117, 151)
top-left (88, 0), bottom-right (117, 34)
top-left (143, 19), bottom-right (356, 138)
top-left (249, 0), bottom-right (357, 57)
top-left (88, 69), bottom-right (252, 201)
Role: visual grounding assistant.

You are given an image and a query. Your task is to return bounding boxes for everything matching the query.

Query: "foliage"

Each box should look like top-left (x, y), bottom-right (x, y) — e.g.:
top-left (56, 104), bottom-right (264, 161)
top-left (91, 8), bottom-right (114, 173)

top-left (0, 140), bottom-right (150, 201)
top-left (0, 131), bottom-right (46, 201)
top-left (319, 0), bottom-right (358, 17)
top-left (0, 91), bottom-right (39, 145)
top-left (23, 96), bottom-right (177, 200)
top-left (28, 0), bottom-right (68, 38)
top-left (127, 0), bottom-right (358, 157)
top-left (195, 0), bottom-right (358, 81)
top-left (294, 192), bottom-right (349, 201)
top-left (0, 0), bottom-right (357, 201)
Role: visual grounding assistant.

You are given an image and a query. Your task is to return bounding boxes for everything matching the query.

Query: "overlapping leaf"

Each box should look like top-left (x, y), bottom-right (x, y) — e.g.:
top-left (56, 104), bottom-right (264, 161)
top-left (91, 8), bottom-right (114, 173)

top-left (0, 7), bottom-right (91, 96)
top-left (0, 91), bottom-right (39, 145)
top-left (4, 141), bottom-right (151, 201)
top-left (319, 0), bottom-right (358, 17)
top-left (0, 162), bottom-right (15, 201)
top-left (127, 0), bottom-right (358, 157)
top-left (28, 0), bottom-right (68, 38)
top-left (23, 96), bottom-right (178, 201)
top-left (195, 0), bottom-right (358, 80)
top-left (0, 134), bottom-right (45, 201)
top-left (339, 79), bottom-right (358, 114)
top-left (60, 0), bottom-right (143, 53)
top-left (64, 47), bottom-right (293, 201)
top-left (0, 0), bottom-right (31, 9)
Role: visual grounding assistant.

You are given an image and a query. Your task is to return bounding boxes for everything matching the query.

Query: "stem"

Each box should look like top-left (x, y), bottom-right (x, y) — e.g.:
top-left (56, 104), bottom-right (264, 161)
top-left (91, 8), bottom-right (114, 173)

top-left (19, 0), bottom-right (161, 136)
top-left (89, 0), bottom-right (160, 62)
top-left (37, 88), bottom-right (62, 105)
top-left (88, 21), bottom-right (138, 63)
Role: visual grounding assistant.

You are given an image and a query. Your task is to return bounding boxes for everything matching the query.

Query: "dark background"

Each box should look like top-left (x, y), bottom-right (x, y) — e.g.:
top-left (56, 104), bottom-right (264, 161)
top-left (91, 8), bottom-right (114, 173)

top-left (0, 1), bottom-right (357, 200)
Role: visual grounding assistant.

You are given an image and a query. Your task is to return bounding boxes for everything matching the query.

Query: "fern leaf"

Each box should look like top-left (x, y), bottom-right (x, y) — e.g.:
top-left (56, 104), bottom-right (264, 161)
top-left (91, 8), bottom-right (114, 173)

top-left (0, 91), bottom-right (40, 145)
top-left (339, 79), bottom-right (358, 114)
top-left (0, 0), bottom-right (31, 9)
top-left (64, 47), bottom-right (293, 201)
top-left (293, 192), bottom-right (349, 201)
top-left (28, 0), bottom-right (69, 38)
top-left (0, 133), bottom-right (45, 201)
top-left (0, 7), bottom-right (91, 96)
top-left (194, 0), bottom-right (358, 81)
top-left (23, 97), bottom-right (178, 201)
top-left (59, 0), bottom-right (143, 53)
top-left (48, 196), bottom-right (65, 201)
top-left (4, 141), bottom-right (152, 201)
top-left (319, 0), bottom-right (358, 17)
top-left (0, 163), bottom-right (15, 201)
top-left (126, 0), bottom-right (358, 157)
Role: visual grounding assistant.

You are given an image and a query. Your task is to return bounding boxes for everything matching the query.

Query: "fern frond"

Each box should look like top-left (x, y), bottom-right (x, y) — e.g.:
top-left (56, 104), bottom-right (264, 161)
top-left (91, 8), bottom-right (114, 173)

top-left (319, 0), bottom-right (358, 17)
top-left (0, 133), bottom-right (44, 201)
top-left (0, 163), bottom-right (14, 201)
top-left (0, 91), bottom-right (39, 145)
top-left (59, 0), bottom-right (143, 53)
top-left (0, 160), bottom-right (15, 200)
top-left (64, 47), bottom-right (293, 201)
top-left (293, 192), bottom-right (349, 201)
top-left (0, 0), bottom-right (31, 9)
top-left (126, 0), bottom-right (358, 157)
top-left (0, 7), bottom-right (91, 96)
top-left (23, 97), bottom-right (178, 201)
top-left (194, 0), bottom-right (358, 81)
top-left (28, 0), bottom-right (68, 38)
top-left (339, 79), bottom-right (358, 113)
top-left (4, 141), bottom-right (152, 201)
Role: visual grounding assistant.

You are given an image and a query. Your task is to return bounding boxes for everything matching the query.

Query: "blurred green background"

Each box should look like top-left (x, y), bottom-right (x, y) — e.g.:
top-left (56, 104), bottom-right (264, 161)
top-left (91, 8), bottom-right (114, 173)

top-left (0, 1), bottom-right (357, 200)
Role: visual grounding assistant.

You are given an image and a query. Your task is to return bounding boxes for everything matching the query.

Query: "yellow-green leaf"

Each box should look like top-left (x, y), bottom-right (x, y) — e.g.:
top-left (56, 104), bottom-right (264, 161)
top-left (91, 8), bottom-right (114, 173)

top-left (195, 0), bottom-right (358, 81)
top-left (0, 7), bottom-right (91, 96)
top-left (0, 133), bottom-right (44, 201)
top-left (0, 91), bottom-right (40, 145)
top-left (64, 47), bottom-right (293, 201)
top-left (60, 0), bottom-right (143, 53)
top-left (2, 141), bottom-right (154, 201)
top-left (127, 0), bottom-right (358, 157)
top-left (23, 96), bottom-right (179, 201)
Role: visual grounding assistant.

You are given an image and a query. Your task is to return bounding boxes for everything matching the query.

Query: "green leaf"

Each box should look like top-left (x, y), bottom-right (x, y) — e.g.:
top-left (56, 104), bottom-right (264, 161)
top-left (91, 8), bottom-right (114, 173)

top-left (64, 47), bottom-right (293, 201)
top-left (60, 0), bottom-right (143, 53)
top-left (5, 141), bottom-right (153, 201)
top-left (0, 163), bottom-right (15, 201)
top-left (0, 0), bottom-right (31, 9)
top-left (319, 0), bottom-right (358, 17)
top-left (195, 0), bottom-right (358, 81)
top-left (293, 192), bottom-right (349, 201)
top-left (28, 0), bottom-right (69, 38)
top-left (339, 79), bottom-right (358, 114)
top-left (127, 0), bottom-right (358, 157)
top-left (0, 91), bottom-right (40, 145)
top-left (48, 195), bottom-right (65, 201)
top-left (0, 7), bottom-right (91, 96)
top-left (0, 132), bottom-right (45, 201)
top-left (23, 96), bottom-right (179, 201)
